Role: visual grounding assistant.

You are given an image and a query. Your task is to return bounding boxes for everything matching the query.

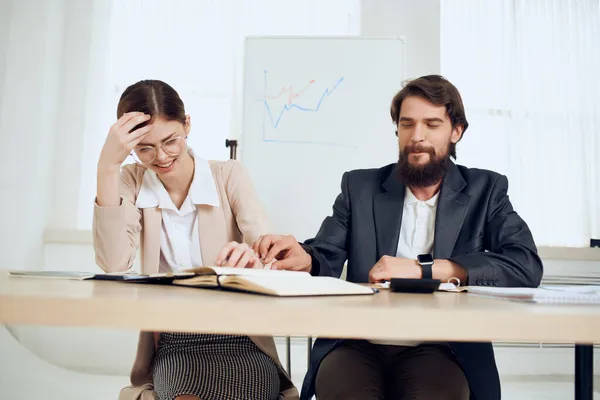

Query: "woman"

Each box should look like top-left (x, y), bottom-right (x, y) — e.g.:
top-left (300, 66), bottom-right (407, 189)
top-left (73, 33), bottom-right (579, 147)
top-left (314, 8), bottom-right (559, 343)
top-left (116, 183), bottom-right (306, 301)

top-left (93, 80), bottom-right (298, 400)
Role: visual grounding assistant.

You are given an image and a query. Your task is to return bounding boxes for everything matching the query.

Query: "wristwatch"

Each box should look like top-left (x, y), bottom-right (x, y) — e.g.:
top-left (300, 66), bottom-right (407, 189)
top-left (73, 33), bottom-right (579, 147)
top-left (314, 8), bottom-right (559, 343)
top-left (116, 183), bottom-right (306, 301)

top-left (417, 254), bottom-right (434, 279)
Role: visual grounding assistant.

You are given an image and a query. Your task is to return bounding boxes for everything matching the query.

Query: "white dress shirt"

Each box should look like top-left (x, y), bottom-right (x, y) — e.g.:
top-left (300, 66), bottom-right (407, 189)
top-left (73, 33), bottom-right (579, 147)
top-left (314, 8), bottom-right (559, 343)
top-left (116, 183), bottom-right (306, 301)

top-left (395, 188), bottom-right (439, 259)
top-left (135, 152), bottom-right (220, 272)
top-left (370, 188), bottom-right (439, 347)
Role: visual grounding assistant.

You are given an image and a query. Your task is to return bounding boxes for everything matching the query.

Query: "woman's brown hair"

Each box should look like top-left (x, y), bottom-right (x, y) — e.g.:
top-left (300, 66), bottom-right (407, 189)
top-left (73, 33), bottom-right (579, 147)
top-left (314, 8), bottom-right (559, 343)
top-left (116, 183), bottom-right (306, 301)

top-left (117, 80), bottom-right (186, 131)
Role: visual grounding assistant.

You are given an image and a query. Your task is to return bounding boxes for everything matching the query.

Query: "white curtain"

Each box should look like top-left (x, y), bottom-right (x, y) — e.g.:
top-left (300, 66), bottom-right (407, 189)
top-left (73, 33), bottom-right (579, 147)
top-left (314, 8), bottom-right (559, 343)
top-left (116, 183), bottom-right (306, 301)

top-left (77, 0), bottom-right (361, 228)
top-left (441, 0), bottom-right (600, 247)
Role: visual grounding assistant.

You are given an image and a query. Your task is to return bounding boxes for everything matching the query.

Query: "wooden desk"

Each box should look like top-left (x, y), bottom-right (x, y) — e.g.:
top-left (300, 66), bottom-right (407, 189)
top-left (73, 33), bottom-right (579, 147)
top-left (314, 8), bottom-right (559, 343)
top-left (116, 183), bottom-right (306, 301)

top-left (2, 273), bottom-right (599, 400)
top-left (1, 273), bottom-right (600, 343)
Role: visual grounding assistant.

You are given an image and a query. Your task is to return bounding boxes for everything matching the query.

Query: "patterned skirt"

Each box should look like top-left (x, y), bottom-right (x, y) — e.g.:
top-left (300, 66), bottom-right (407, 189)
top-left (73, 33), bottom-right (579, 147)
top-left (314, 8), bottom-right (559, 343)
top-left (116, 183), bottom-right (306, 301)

top-left (152, 333), bottom-right (281, 400)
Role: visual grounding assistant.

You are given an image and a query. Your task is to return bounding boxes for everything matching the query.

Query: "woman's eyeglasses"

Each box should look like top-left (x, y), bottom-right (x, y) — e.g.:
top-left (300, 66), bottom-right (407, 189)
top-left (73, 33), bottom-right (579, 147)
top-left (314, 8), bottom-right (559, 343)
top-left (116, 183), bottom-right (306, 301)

top-left (132, 136), bottom-right (186, 163)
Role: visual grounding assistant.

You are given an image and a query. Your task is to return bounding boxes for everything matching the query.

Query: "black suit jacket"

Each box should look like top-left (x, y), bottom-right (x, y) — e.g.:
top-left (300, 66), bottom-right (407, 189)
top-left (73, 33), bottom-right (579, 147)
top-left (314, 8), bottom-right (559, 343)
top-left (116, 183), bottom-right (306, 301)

top-left (299, 161), bottom-right (543, 400)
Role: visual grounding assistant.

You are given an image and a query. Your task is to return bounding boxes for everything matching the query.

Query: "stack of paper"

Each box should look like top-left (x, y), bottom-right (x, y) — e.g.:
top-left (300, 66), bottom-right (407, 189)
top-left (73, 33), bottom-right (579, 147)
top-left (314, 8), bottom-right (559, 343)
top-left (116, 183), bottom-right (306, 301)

top-left (541, 275), bottom-right (600, 286)
top-left (467, 285), bottom-right (600, 304)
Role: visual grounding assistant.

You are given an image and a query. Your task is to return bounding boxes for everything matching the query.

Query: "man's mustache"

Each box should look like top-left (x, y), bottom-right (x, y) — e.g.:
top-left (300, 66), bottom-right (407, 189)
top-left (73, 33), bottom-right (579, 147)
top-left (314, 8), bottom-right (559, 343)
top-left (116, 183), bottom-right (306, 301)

top-left (403, 144), bottom-right (435, 155)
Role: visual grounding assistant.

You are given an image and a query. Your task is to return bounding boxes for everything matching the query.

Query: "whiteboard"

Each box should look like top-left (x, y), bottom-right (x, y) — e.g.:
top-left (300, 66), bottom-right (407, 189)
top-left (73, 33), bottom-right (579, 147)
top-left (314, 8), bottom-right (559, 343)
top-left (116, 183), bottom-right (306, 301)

top-left (240, 37), bottom-right (405, 241)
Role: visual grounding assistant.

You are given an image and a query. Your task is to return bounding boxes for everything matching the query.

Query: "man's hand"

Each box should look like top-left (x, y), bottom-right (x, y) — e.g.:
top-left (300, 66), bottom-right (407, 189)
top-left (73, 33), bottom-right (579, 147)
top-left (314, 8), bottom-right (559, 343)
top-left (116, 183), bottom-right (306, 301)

top-left (252, 234), bottom-right (312, 272)
top-left (368, 256), bottom-right (421, 283)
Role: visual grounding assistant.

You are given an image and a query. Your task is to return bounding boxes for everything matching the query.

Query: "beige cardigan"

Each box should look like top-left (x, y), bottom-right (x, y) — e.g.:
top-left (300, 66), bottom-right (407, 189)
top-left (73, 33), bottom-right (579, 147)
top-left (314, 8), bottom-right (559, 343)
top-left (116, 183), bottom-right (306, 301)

top-left (92, 159), bottom-right (298, 400)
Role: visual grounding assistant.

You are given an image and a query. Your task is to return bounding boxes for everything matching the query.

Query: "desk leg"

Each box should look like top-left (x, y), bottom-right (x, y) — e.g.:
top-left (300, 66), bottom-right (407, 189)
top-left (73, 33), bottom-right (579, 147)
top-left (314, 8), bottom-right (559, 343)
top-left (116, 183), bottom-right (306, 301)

top-left (575, 344), bottom-right (593, 400)
top-left (286, 337), bottom-right (292, 374)
top-left (307, 337), bottom-right (313, 367)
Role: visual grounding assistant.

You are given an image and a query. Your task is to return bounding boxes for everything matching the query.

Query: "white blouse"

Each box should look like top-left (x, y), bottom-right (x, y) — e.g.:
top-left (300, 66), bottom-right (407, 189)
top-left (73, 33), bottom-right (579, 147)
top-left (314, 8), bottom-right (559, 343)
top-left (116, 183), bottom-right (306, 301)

top-left (134, 153), bottom-right (220, 272)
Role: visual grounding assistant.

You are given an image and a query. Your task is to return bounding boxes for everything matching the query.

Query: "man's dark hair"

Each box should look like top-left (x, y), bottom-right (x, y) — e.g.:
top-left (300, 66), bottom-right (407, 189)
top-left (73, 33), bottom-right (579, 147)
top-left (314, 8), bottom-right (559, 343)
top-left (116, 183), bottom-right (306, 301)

top-left (390, 75), bottom-right (469, 159)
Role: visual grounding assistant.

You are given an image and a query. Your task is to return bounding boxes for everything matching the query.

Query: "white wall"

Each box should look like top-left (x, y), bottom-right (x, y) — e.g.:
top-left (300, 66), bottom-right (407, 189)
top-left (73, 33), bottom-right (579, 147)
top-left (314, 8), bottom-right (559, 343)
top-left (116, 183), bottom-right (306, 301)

top-left (0, 0), bottom-right (11, 112)
top-left (361, 0), bottom-right (441, 78)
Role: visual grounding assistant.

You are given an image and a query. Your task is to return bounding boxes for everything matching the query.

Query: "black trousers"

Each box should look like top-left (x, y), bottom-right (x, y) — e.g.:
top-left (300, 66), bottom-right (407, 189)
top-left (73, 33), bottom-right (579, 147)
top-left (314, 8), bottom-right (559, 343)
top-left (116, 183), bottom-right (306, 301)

top-left (315, 340), bottom-right (470, 400)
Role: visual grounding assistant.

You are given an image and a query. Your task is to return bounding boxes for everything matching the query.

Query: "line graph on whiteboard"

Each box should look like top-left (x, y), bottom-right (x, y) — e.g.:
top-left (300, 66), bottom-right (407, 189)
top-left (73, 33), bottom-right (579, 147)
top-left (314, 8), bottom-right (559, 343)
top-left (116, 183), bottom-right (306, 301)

top-left (259, 69), bottom-right (353, 147)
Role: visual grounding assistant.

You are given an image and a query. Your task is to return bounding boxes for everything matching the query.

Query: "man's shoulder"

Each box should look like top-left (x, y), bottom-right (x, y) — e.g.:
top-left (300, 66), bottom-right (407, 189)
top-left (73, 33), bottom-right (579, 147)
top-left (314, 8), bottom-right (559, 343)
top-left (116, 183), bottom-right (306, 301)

top-left (454, 164), bottom-right (507, 195)
top-left (339, 163), bottom-right (396, 197)
top-left (456, 164), bottom-right (503, 181)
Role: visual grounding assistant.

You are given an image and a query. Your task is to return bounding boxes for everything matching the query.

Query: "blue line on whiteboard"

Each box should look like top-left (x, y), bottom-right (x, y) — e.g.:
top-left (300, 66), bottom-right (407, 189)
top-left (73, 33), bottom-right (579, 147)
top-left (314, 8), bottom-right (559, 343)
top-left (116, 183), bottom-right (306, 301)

top-left (262, 72), bottom-right (344, 129)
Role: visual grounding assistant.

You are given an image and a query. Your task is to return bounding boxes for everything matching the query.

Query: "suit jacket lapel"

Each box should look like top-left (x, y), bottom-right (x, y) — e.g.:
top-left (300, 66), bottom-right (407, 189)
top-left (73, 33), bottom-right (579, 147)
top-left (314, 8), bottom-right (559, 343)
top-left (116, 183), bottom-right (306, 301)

top-left (374, 168), bottom-right (406, 259)
top-left (141, 207), bottom-right (161, 274)
top-left (141, 204), bottom-right (227, 271)
top-left (433, 162), bottom-right (471, 259)
top-left (197, 204), bottom-right (229, 266)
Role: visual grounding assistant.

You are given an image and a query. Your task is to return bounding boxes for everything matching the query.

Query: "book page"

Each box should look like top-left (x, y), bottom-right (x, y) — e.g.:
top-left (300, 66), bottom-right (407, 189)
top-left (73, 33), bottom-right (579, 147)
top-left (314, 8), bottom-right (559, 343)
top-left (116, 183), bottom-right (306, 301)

top-left (188, 266), bottom-right (312, 278)
top-left (221, 275), bottom-right (375, 297)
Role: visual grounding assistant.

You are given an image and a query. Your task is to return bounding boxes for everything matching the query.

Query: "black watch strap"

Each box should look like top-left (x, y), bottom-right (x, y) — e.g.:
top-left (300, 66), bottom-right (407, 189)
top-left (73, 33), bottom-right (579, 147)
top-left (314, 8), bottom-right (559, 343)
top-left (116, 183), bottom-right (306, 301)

top-left (300, 243), bottom-right (319, 275)
top-left (421, 263), bottom-right (433, 279)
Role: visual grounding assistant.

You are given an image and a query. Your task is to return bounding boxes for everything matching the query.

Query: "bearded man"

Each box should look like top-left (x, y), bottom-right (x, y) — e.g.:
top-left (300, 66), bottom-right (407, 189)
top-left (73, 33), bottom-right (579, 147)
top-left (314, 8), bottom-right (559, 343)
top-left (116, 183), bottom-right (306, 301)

top-left (254, 75), bottom-right (543, 400)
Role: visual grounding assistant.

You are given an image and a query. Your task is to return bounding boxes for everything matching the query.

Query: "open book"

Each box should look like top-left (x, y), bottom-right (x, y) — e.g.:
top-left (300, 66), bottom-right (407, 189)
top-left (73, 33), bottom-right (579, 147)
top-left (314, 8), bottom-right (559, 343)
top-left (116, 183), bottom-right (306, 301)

top-left (170, 266), bottom-right (376, 297)
top-left (8, 267), bottom-right (375, 297)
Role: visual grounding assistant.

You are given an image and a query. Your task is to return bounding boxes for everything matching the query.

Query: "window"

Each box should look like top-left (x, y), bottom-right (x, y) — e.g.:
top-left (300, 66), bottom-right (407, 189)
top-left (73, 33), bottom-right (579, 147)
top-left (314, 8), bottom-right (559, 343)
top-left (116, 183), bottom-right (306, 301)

top-left (441, 0), bottom-right (600, 246)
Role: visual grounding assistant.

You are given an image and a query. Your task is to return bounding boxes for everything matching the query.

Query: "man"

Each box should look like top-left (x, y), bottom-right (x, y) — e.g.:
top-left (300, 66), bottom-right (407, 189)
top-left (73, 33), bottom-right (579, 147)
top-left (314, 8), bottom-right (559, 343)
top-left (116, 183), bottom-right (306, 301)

top-left (254, 75), bottom-right (543, 400)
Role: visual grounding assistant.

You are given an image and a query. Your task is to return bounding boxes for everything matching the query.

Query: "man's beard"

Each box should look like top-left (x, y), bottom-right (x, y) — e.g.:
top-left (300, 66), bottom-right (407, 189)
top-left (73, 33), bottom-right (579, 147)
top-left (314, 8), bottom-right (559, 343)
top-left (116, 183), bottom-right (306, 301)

top-left (396, 143), bottom-right (450, 187)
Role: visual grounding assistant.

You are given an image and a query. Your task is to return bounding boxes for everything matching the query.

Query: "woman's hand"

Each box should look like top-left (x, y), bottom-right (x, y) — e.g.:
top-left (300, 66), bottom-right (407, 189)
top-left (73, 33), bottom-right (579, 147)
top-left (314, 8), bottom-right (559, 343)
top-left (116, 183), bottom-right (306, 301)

top-left (215, 241), bottom-right (265, 269)
top-left (98, 112), bottom-right (153, 170)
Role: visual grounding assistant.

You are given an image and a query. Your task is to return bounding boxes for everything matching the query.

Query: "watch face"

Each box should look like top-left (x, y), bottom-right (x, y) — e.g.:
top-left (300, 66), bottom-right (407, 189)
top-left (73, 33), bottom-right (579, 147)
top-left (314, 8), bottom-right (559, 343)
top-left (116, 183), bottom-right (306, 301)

top-left (418, 254), bottom-right (434, 264)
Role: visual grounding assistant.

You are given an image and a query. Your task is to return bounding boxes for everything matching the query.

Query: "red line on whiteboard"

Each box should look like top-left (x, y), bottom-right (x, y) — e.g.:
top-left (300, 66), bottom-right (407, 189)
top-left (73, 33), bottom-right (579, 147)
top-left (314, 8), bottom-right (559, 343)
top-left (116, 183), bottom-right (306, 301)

top-left (264, 80), bottom-right (316, 105)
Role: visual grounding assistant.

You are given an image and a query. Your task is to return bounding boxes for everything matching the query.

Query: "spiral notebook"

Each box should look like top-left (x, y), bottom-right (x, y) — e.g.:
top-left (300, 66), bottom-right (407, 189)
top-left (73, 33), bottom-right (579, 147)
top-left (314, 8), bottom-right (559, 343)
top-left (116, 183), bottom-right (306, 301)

top-left (466, 286), bottom-right (600, 305)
